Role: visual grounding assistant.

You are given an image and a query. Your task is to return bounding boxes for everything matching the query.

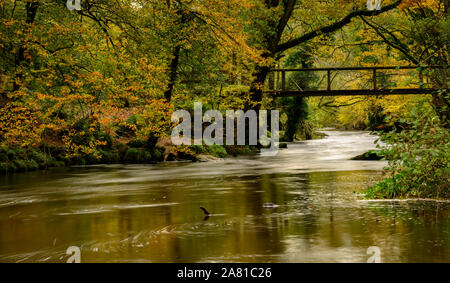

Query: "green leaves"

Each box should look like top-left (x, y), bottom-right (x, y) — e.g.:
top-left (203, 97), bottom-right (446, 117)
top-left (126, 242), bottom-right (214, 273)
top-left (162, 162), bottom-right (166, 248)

top-left (366, 104), bottom-right (449, 199)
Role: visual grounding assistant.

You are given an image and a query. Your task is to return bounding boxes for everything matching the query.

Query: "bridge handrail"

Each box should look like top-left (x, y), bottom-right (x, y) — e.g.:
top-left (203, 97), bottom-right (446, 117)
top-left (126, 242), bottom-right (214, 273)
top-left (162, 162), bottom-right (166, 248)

top-left (270, 65), bottom-right (448, 72)
top-left (269, 65), bottom-right (448, 93)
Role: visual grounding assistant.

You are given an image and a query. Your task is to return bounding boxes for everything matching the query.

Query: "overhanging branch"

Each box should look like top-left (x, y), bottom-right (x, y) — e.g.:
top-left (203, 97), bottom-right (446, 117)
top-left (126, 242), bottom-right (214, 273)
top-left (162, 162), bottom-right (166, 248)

top-left (276, 0), bottom-right (402, 53)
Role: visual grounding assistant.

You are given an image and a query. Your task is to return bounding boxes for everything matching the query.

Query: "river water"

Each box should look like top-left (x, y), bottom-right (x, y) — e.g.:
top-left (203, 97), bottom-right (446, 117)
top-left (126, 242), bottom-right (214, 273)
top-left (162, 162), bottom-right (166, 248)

top-left (0, 131), bottom-right (448, 263)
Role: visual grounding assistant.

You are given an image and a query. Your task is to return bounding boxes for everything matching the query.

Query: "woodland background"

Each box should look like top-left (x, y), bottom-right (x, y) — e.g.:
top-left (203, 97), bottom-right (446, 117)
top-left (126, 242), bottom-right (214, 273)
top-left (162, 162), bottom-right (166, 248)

top-left (0, 0), bottom-right (448, 198)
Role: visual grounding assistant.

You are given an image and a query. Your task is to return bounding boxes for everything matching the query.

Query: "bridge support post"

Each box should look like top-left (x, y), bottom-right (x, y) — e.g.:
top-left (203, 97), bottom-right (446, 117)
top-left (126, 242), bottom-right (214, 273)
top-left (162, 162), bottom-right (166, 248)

top-left (281, 71), bottom-right (286, 92)
top-left (327, 70), bottom-right (331, 91)
top-left (373, 68), bottom-right (377, 90)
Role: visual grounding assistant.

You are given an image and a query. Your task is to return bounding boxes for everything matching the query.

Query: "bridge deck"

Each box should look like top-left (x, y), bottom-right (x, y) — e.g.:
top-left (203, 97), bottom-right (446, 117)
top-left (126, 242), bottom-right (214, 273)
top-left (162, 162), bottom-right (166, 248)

top-left (265, 65), bottom-right (448, 97)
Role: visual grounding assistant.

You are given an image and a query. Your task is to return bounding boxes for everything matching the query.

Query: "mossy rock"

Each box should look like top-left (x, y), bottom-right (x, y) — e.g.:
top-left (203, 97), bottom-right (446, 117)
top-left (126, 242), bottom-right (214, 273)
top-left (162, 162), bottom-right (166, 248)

top-left (190, 145), bottom-right (205, 154)
top-left (141, 150), bottom-right (153, 163)
top-left (165, 153), bottom-right (177, 161)
top-left (225, 145), bottom-right (255, 157)
top-left (13, 160), bottom-right (28, 172)
top-left (151, 147), bottom-right (165, 162)
top-left (25, 159), bottom-right (39, 171)
top-left (207, 145), bottom-right (227, 158)
top-left (351, 150), bottom-right (383, 160)
top-left (177, 151), bottom-right (195, 161)
top-left (29, 150), bottom-right (48, 166)
top-left (100, 150), bottom-right (120, 164)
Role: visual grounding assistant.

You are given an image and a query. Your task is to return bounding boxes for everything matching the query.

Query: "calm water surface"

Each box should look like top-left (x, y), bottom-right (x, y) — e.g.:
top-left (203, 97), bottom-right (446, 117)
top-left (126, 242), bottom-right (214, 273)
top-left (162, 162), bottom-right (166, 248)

top-left (0, 131), bottom-right (448, 262)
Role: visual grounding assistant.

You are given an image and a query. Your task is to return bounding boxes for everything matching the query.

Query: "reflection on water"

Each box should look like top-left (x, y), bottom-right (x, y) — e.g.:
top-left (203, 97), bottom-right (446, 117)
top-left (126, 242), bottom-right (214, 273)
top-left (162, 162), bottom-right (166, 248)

top-left (0, 131), bottom-right (448, 263)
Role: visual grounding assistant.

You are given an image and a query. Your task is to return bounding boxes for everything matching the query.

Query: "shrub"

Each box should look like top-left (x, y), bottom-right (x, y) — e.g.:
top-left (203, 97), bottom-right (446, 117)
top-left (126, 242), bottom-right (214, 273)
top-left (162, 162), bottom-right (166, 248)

top-left (116, 144), bottom-right (129, 157)
top-left (124, 148), bottom-right (139, 163)
top-left (86, 153), bottom-right (102, 164)
top-left (25, 159), bottom-right (39, 171)
top-left (151, 147), bottom-right (165, 162)
top-left (0, 163), bottom-right (8, 173)
top-left (13, 160), bottom-right (28, 172)
top-left (366, 106), bottom-right (449, 199)
top-left (141, 150), bottom-right (153, 163)
top-left (63, 118), bottom-right (109, 160)
top-left (6, 149), bottom-right (17, 160)
top-left (0, 148), bottom-right (8, 162)
top-left (100, 150), bottom-right (120, 164)
top-left (190, 145), bottom-right (205, 154)
top-left (29, 150), bottom-right (48, 167)
top-left (127, 139), bottom-right (146, 148)
top-left (225, 145), bottom-right (255, 156)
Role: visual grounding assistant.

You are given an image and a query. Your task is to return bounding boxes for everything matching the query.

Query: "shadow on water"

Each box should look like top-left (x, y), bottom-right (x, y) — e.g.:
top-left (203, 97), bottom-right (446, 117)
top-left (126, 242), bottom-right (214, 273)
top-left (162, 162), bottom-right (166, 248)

top-left (0, 131), bottom-right (448, 262)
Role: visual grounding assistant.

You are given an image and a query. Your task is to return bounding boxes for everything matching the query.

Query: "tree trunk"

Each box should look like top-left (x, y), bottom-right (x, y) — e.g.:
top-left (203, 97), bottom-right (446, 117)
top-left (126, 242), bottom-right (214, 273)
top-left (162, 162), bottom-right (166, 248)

top-left (164, 8), bottom-right (186, 102)
top-left (13, 1), bottom-right (39, 91)
top-left (432, 91), bottom-right (449, 127)
top-left (249, 65), bottom-right (270, 109)
top-left (164, 44), bottom-right (181, 102)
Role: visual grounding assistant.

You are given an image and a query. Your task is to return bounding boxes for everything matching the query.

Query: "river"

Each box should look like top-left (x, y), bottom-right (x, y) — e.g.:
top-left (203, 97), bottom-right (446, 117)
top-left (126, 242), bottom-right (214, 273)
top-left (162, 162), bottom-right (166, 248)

top-left (0, 130), bottom-right (448, 262)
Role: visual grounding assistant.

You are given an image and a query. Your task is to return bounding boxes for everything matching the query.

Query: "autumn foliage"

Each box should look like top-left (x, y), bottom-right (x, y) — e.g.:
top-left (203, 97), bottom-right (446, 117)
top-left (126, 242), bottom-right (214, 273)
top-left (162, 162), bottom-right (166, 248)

top-left (0, 0), bottom-right (447, 176)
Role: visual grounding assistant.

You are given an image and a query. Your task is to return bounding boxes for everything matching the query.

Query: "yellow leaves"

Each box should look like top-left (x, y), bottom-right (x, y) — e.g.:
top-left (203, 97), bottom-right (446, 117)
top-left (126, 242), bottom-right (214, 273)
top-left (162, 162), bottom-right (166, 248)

top-left (399, 0), bottom-right (441, 10)
top-left (135, 99), bottom-right (174, 141)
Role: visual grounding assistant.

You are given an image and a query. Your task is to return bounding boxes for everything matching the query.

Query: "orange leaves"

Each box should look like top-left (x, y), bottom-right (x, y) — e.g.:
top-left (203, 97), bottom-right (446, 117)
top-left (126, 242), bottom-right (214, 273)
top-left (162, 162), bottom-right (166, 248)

top-left (135, 99), bottom-right (174, 141)
top-left (3, 19), bottom-right (17, 27)
top-left (0, 103), bottom-right (41, 148)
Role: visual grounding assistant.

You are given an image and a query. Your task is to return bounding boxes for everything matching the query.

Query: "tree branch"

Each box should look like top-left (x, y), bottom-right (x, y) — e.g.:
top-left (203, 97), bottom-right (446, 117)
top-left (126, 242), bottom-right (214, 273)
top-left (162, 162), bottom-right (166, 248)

top-left (359, 16), bottom-right (419, 64)
top-left (276, 0), bottom-right (402, 53)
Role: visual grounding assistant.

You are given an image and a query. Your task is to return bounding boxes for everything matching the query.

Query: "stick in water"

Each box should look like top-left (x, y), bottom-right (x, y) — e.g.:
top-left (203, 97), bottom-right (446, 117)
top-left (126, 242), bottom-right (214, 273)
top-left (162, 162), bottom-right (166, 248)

top-left (200, 206), bottom-right (211, 216)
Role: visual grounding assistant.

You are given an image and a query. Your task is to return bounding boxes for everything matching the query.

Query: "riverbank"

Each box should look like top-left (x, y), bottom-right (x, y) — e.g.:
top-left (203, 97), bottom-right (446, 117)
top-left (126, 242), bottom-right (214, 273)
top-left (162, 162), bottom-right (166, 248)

top-left (359, 198), bottom-right (450, 203)
top-left (0, 143), bottom-right (259, 175)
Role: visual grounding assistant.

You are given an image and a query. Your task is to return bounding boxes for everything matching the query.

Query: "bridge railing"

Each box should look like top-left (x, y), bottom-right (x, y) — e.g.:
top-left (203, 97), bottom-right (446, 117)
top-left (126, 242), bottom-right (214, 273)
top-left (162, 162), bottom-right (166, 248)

top-left (266, 65), bottom-right (448, 96)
